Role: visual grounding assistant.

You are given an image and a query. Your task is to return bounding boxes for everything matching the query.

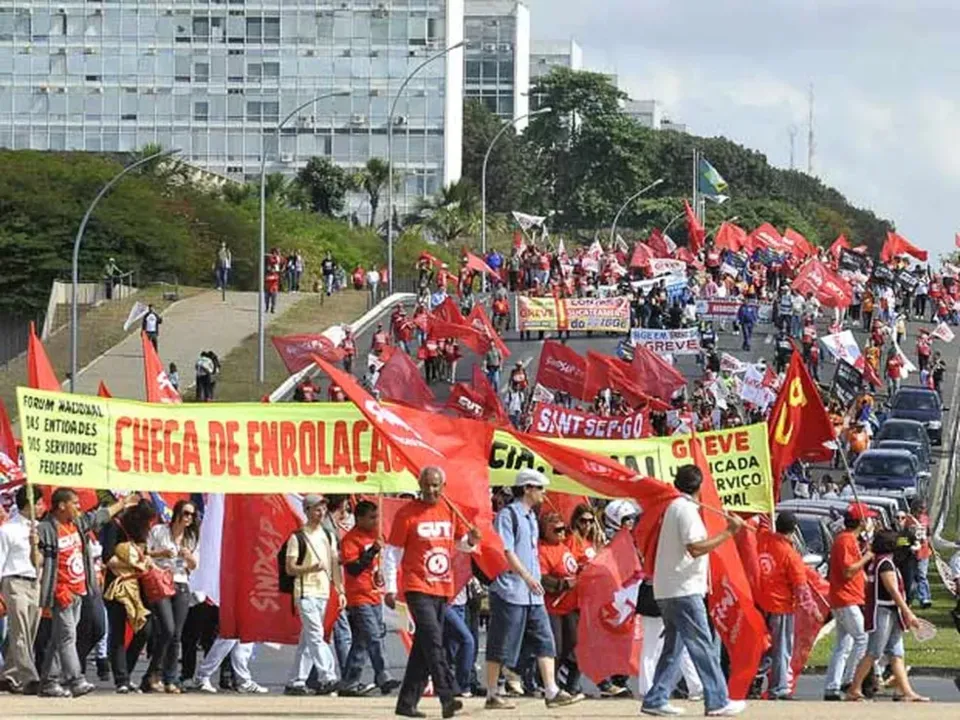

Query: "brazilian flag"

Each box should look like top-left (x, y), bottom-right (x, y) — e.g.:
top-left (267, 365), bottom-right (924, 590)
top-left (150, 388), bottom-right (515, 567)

top-left (698, 156), bottom-right (729, 204)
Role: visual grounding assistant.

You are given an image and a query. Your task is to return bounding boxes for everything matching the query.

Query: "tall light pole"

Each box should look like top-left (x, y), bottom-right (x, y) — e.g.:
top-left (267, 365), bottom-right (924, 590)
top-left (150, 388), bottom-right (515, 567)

top-left (608, 178), bottom-right (664, 248)
top-left (257, 89), bottom-right (349, 383)
top-left (70, 147), bottom-right (180, 392)
top-left (481, 107), bottom-right (551, 260)
top-left (386, 40), bottom-right (466, 295)
top-left (662, 211), bottom-right (686, 236)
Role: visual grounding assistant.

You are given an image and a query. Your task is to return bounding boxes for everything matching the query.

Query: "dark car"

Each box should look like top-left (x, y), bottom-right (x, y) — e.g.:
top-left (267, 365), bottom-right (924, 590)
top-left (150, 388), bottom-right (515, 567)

top-left (875, 418), bottom-right (933, 462)
top-left (889, 387), bottom-right (944, 444)
top-left (875, 438), bottom-right (932, 470)
top-left (852, 449), bottom-right (922, 494)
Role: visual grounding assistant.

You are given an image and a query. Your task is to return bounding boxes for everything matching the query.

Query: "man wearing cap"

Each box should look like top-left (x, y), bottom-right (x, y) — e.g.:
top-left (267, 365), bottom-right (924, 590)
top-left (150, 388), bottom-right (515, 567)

top-left (484, 469), bottom-right (578, 710)
top-left (284, 494), bottom-right (343, 696)
top-left (823, 502), bottom-right (875, 701)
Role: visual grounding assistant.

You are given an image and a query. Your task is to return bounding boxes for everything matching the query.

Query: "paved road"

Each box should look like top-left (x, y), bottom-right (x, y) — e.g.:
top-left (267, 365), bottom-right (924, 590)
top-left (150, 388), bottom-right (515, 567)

top-left (72, 290), bottom-right (297, 400)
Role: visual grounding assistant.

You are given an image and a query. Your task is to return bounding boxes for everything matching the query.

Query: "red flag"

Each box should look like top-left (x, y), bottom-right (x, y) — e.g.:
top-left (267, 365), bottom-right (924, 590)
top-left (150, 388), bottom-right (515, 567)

top-left (141, 333), bottom-right (181, 404)
top-left (0, 398), bottom-right (17, 462)
top-left (375, 349), bottom-right (438, 410)
top-left (27, 322), bottom-right (59, 391)
top-left (576, 529), bottom-right (644, 683)
top-left (543, 492), bottom-right (589, 527)
top-left (583, 351), bottom-right (670, 411)
top-left (646, 229), bottom-right (671, 259)
top-left (629, 242), bottom-right (653, 269)
top-left (97, 381), bottom-right (113, 398)
top-left (674, 246), bottom-right (700, 267)
top-left (734, 519), bottom-right (762, 597)
top-left (955, 233), bottom-right (960, 250)
top-left (219, 494), bottom-right (303, 643)
top-left (783, 228), bottom-right (814, 259)
top-left (684, 199), bottom-right (704, 254)
top-left (632, 484), bottom-right (683, 576)
top-left (792, 259), bottom-right (853, 308)
top-left (446, 383), bottom-right (487, 419)
top-left (464, 252), bottom-right (497, 278)
top-left (323, 586), bottom-right (342, 642)
top-left (881, 231), bottom-right (928, 263)
top-left (471, 364), bottom-right (510, 426)
top-left (789, 566), bottom-right (831, 693)
top-left (692, 439), bottom-right (770, 700)
top-left (714, 222), bottom-right (747, 253)
top-left (828, 235), bottom-right (851, 260)
top-left (535, 340), bottom-right (587, 399)
top-left (272, 334), bottom-right (346, 374)
top-left (768, 351), bottom-right (834, 499)
top-left (629, 344), bottom-right (686, 402)
top-left (427, 317), bottom-right (491, 357)
top-left (433, 297), bottom-right (465, 325)
top-left (467, 305), bottom-right (510, 359)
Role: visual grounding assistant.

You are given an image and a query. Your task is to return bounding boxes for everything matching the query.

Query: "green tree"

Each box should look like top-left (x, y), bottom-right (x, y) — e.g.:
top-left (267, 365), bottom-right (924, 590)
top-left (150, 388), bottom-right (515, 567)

top-left (295, 157), bottom-right (351, 216)
top-left (460, 100), bottom-right (527, 213)
top-left (407, 180), bottom-right (481, 245)
top-left (352, 157), bottom-right (394, 227)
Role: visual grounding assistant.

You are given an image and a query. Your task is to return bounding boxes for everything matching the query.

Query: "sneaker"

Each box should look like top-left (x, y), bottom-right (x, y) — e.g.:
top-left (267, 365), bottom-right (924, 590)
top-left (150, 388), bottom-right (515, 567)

top-left (70, 680), bottom-right (95, 698)
top-left (192, 678), bottom-right (218, 694)
top-left (455, 691), bottom-right (473, 699)
top-left (395, 708), bottom-right (427, 719)
top-left (284, 684), bottom-right (308, 696)
top-left (380, 679), bottom-right (402, 695)
top-left (545, 689), bottom-right (580, 708)
top-left (356, 683), bottom-right (377, 696)
top-left (39, 683), bottom-right (72, 698)
top-left (164, 683), bottom-right (182, 694)
top-left (640, 704), bottom-right (686, 716)
top-left (484, 694), bottom-right (517, 710)
top-left (314, 682), bottom-right (338, 697)
top-left (116, 685), bottom-right (130, 695)
top-left (707, 700), bottom-right (747, 716)
top-left (237, 681), bottom-right (268, 694)
top-left (503, 679), bottom-right (524, 697)
top-left (600, 682), bottom-right (631, 698)
top-left (824, 692), bottom-right (843, 702)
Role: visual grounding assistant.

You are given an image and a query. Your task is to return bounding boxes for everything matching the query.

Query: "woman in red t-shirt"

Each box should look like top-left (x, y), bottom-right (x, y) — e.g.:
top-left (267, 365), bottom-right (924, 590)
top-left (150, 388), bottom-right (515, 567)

top-left (538, 512), bottom-right (583, 699)
top-left (566, 504), bottom-right (601, 567)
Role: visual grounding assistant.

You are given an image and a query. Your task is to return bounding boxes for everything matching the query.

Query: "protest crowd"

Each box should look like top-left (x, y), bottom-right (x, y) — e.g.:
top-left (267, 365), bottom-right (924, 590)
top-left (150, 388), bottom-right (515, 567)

top-left (3, 206), bottom-right (960, 718)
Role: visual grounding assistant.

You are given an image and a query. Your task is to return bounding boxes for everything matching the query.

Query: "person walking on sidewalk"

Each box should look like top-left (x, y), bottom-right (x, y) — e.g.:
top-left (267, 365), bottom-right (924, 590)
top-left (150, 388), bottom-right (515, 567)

top-left (142, 305), bottom-right (162, 351)
top-left (215, 242), bottom-right (232, 291)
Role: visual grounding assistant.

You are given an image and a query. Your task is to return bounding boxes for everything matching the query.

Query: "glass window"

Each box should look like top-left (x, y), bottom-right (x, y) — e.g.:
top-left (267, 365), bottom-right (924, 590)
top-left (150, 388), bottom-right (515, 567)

top-left (482, 60), bottom-right (497, 81)
top-left (227, 94), bottom-right (244, 120)
top-left (194, 62), bottom-right (210, 82)
top-left (498, 95), bottom-right (514, 116)
top-left (211, 17), bottom-right (225, 42)
top-left (389, 14), bottom-right (407, 41)
top-left (263, 101), bottom-right (279, 121)
top-left (175, 54), bottom-right (191, 81)
top-left (264, 17), bottom-right (279, 42)
top-left (194, 101), bottom-right (209, 120)
top-left (193, 16), bottom-right (210, 39)
top-left (500, 60), bottom-right (514, 80)
top-left (332, 11), bottom-right (350, 40)
top-left (263, 61), bottom-right (279, 77)
top-left (371, 16), bottom-right (388, 43)
top-left (246, 17), bottom-right (262, 42)
top-left (465, 60), bottom-right (480, 81)
top-left (247, 62), bottom-right (261, 80)
top-left (246, 100), bottom-right (260, 120)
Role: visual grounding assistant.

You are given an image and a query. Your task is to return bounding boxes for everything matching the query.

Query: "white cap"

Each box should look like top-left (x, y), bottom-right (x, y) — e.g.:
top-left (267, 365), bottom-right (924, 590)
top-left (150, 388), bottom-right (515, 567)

top-left (604, 499), bottom-right (640, 529)
top-left (514, 468), bottom-right (550, 488)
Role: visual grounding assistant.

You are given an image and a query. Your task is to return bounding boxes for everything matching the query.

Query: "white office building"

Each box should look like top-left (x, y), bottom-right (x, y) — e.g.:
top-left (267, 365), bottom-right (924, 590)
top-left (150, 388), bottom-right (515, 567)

top-left (528, 37), bottom-right (580, 109)
top-left (0, 0), bottom-right (465, 218)
top-left (463, 0), bottom-right (529, 128)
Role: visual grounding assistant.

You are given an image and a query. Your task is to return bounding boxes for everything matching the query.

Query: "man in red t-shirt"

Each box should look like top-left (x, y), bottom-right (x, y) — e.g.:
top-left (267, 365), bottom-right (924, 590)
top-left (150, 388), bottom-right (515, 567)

top-left (756, 512), bottom-right (808, 700)
top-left (383, 467), bottom-right (480, 719)
top-left (823, 502), bottom-right (875, 701)
top-left (339, 500), bottom-right (400, 697)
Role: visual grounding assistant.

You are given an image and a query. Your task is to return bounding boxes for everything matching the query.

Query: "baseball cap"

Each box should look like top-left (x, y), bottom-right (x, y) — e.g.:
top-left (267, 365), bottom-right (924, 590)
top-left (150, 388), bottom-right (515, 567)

top-left (846, 502), bottom-right (878, 521)
top-left (302, 494), bottom-right (326, 511)
top-left (604, 499), bottom-right (640, 529)
top-left (514, 468), bottom-right (550, 488)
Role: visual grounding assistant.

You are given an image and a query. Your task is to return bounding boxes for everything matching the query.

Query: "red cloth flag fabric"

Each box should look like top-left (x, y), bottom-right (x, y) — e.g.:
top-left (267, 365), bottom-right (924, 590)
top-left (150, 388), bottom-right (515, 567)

top-left (692, 439), bottom-right (770, 700)
top-left (955, 232), bottom-right (960, 250)
top-left (747, 223), bottom-right (785, 254)
top-left (632, 484), bottom-right (683, 576)
top-left (768, 351), bottom-right (834, 498)
top-left (323, 585), bottom-right (341, 642)
top-left (789, 566), bottom-right (831, 694)
top-left (141, 332), bottom-right (181, 404)
top-left (471, 363), bottom-right (510, 426)
top-left (684, 199), bottom-right (705, 254)
top-left (27, 322), bottom-right (59, 391)
top-left (576, 529), bottom-right (644, 683)
top-left (828, 235), bottom-right (851, 260)
top-left (783, 228), bottom-right (814, 259)
top-left (543, 492), bottom-right (589, 526)
top-left (0, 398), bottom-right (17, 463)
top-left (733, 519), bottom-right (762, 597)
top-left (629, 242), bottom-right (654, 269)
top-left (432, 297), bottom-right (465, 325)
top-left (584, 351), bottom-right (670, 411)
top-left (446, 383), bottom-right (487, 419)
top-left (629, 343), bottom-right (687, 402)
top-left (418, 251), bottom-right (444, 268)
top-left (713, 222), bottom-right (747, 253)
top-left (427, 317), bottom-right (491, 357)
top-left (647, 229), bottom-right (671, 259)
top-left (674, 246), bottom-right (700, 267)
top-left (219, 494), bottom-right (304, 643)
top-left (272, 334), bottom-right (346, 374)
top-left (535, 341), bottom-right (587, 400)
top-left (464, 252), bottom-right (497, 278)
top-left (97, 381), bottom-right (113, 398)
top-left (466, 305), bottom-right (510, 359)
top-left (881, 231), bottom-right (928, 263)
top-left (792, 259), bottom-right (853, 308)
top-left (375, 349), bottom-right (438, 410)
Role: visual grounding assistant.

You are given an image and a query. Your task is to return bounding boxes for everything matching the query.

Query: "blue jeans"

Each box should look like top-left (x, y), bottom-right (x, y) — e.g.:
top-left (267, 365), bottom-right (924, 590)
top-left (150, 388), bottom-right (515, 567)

top-left (288, 596), bottom-right (337, 686)
top-left (333, 609), bottom-right (352, 674)
top-left (914, 558), bottom-right (931, 604)
top-left (341, 604), bottom-right (391, 690)
top-left (758, 613), bottom-right (794, 698)
top-left (824, 605), bottom-right (868, 693)
top-left (741, 322), bottom-right (753, 350)
top-left (443, 605), bottom-right (475, 694)
top-left (641, 595), bottom-right (728, 713)
top-left (215, 266), bottom-right (229, 289)
top-left (486, 368), bottom-right (501, 390)
top-left (790, 314), bottom-right (802, 338)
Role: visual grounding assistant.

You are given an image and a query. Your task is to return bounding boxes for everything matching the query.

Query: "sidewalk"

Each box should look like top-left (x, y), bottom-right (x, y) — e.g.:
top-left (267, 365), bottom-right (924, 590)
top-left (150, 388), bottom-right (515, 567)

top-left (71, 290), bottom-right (296, 400)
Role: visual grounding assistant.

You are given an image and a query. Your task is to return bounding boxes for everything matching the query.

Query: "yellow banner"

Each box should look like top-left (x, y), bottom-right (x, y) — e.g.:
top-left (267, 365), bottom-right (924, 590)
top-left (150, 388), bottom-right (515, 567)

top-left (17, 389), bottom-right (773, 512)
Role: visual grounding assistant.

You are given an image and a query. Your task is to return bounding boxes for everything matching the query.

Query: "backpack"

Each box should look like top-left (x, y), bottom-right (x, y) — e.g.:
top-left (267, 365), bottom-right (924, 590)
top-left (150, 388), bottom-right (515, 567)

top-left (277, 530), bottom-right (307, 594)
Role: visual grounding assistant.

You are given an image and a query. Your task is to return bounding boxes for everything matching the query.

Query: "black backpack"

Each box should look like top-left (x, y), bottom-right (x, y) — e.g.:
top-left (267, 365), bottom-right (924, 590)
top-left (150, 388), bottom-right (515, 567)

top-left (277, 530), bottom-right (307, 594)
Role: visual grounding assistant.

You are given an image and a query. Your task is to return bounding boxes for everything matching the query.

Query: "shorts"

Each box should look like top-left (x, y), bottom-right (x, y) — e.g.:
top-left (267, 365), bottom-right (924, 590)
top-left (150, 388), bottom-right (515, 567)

top-left (485, 592), bottom-right (556, 668)
top-left (866, 606), bottom-right (904, 659)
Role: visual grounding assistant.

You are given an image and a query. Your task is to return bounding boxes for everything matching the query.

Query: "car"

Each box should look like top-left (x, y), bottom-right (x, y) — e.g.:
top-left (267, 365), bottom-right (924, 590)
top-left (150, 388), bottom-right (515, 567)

top-left (852, 449), bottom-right (923, 494)
top-left (874, 438), bottom-right (931, 469)
top-left (875, 418), bottom-right (933, 463)
top-left (888, 387), bottom-right (945, 445)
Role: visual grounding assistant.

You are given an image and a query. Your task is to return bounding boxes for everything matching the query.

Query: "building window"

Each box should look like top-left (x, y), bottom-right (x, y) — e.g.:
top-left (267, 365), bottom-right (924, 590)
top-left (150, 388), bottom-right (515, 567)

top-left (192, 16), bottom-right (209, 40)
top-left (246, 16), bottom-right (279, 43)
top-left (194, 62), bottom-right (210, 82)
top-left (194, 101), bottom-right (209, 120)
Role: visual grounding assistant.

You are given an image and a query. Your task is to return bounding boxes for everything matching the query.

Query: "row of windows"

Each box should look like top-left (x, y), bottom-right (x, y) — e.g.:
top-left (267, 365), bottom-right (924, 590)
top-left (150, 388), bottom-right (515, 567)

top-left (464, 59), bottom-right (514, 84)
top-left (464, 90), bottom-right (513, 117)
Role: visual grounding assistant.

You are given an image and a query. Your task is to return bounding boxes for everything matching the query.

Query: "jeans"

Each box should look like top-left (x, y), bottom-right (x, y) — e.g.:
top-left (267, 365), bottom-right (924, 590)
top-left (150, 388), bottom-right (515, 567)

top-left (215, 266), bottom-right (229, 290)
top-left (106, 597), bottom-right (151, 687)
top-left (265, 290), bottom-right (278, 313)
top-left (40, 595), bottom-right (84, 688)
top-left (914, 558), bottom-right (931, 604)
top-left (197, 638), bottom-right (255, 686)
top-left (758, 613), bottom-right (794, 698)
top-left (397, 592), bottom-right (455, 712)
top-left (76, 592), bottom-right (106, 670)
top-left (341, 604), bottom-right (391, 690)
top-left (324, 274), bottom-right (334, 295)
top-left (288, 596), bottom-right (337, 686)
top-left (741, 322), bottom-right (754, 350)
top-left (866, 606), bottom-right (904, 659)
top-left (824, 605), bottom-right (868, 693)
top-left (641, 594), bottom-right (728, 714)
top-left (486, 367), bottom-right (501, 390)
top-left (790, 314), bottom-right (802, 338)
top-left (146, 583), bottom-right (191, 684)
top-left (333, 610), bottom-right (352, 673)
top-left (443, 604), bottom-right (475, 694)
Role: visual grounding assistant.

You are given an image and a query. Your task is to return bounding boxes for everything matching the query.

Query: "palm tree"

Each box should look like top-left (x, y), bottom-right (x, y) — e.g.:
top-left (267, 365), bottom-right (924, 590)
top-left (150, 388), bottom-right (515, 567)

top-left (353, 157), bottom-right (394, 227)
top-left (407, 180), bottom-right (482, 244)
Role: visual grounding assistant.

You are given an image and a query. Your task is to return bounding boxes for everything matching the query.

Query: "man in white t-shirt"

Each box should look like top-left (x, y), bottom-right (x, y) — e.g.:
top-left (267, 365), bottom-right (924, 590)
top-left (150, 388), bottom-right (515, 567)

top-left (641, 465), bottom-right (747, 718)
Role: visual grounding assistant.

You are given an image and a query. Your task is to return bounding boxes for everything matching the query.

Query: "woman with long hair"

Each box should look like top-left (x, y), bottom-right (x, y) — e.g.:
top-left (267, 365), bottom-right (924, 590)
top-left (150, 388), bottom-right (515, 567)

top-left (144, 500), bottom-right (200, 693)
top-left (566, 503), bottom-right (601, 566)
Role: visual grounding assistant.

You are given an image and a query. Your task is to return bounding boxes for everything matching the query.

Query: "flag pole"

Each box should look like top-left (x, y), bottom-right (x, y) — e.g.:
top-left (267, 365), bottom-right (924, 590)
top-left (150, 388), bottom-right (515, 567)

top-left (692, 147), bottom-right (699, 225)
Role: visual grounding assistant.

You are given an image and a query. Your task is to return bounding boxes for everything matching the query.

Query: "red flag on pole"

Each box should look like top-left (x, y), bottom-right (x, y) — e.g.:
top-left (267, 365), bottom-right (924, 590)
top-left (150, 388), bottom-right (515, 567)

top-left (629, 344), bottom-right (687, 403)
top-left (471, 363), bottom-right (510, 426)
top-left (464, 252), bottom-right (497, 278)
top-left (141, 332), bottom-right (181, 404)
top-left (427, 317), bottom-right (491, 357)
top-left (97, 381), bottom-right (113, 398)
top-left (0, 398), bottom-right (17, 462)
top-left (789, 567), bottom-right (831, 693)
top-left (27, 322), bottom-right (60, 391)
top-left (684, 199), bottom-right (705, 254)
top-left (535, 341), bottom-right (587, 400)
top-left (272, 334), bottom-right (346, 374)
top-left (583, 351), bottom-right (671, 411)
top-left (466, 305), bottom-right (510, 359)
top-left (375, 350), bottom-right (438, 410)
top-left (880, 231), bottom-right (928, 263)
top-left (714, 222), bottom-right (747, 253)
top-left (432, 296), bottom-right (466, 325)
top-left (828, 235), bottom-right (851, 260)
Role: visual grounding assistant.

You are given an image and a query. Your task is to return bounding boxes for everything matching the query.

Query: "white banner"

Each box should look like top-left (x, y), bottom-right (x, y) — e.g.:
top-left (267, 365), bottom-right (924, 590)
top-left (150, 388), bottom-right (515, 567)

top-left (720, 352), bottom-right (747, 374)
top-left (649, 258), bottom-right (687, 278)
top-left (720, 262), bottom-right (740, 278)
top-left (932, 322), bottom-right (956, 343)
top-left (123, 300), bottom-right (149, 332)
top-left (741, 366), bottom-right (775, 410)
top-left (630, 327), bottom-right (701, 356)
top-left (819, 330), bottom-right (862, 366)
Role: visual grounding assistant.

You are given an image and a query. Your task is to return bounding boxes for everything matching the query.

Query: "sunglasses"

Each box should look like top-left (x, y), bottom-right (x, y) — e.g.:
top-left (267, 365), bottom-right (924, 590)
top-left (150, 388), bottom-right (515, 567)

top-left (577, 517), bottom-right (594, 524)
top-left (181, 510), bottom-right (195, 518)
top-left (553, 526), bottom-right (567, 534)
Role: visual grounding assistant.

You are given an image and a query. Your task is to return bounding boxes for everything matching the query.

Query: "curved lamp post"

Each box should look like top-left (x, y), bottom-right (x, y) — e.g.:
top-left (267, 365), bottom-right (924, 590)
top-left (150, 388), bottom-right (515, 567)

top-left (256, 89), bottom-right (349, 383)
top-left (608, 178), bottom-right (664, 248)
top-left (70, 147), bottom-right (181, 392)
top-left (386, 40), bottom-right (466, 295)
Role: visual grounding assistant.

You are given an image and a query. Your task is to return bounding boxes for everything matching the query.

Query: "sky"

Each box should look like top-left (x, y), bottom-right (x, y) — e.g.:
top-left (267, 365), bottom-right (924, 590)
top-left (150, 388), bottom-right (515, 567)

top-left (524, 0), bottom-right (959, 257)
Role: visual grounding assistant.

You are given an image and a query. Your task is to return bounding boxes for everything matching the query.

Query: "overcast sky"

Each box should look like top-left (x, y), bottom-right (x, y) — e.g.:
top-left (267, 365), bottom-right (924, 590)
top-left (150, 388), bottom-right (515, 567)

top-left (524, 0), bottom-right (958, 257)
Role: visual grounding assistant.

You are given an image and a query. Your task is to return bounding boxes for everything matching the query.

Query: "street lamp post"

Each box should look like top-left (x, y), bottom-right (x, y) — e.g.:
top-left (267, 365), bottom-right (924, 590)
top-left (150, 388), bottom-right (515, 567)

top-left (386, 40), bottom-right (466, 295)
top-left (257, 90), bottom-right (349, 384)
top-left (481, 107), bottom-right (551, 262)
top-left (608, 178), bottom-right (664, 248)
top-left (70, 147), bottom-right (181, 392)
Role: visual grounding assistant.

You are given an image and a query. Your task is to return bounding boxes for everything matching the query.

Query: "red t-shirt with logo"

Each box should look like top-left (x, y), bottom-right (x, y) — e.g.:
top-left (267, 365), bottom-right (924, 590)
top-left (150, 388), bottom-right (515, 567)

top-left (55, 521), bottom-right (87, 606)
top-left (388, 501), bottom-right (467, 599)
top-left (539, 542), bottom-right (579, 616)
top-left (341, 527), bottom-right (382, 607)
top-left (757, 532), bottom-right (806, 615)
top-left (829, 530), bottom-right (866, 608)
